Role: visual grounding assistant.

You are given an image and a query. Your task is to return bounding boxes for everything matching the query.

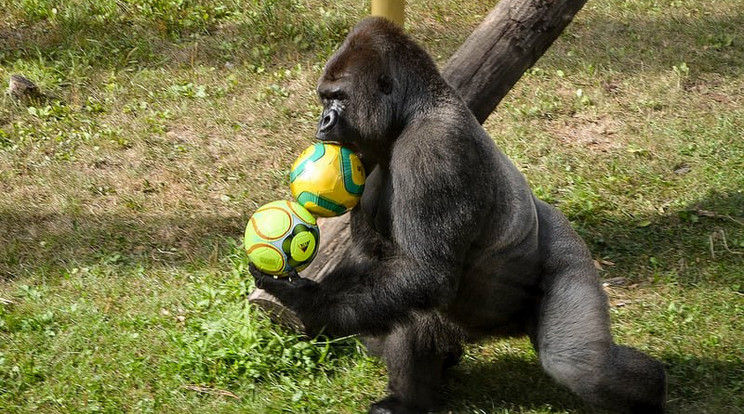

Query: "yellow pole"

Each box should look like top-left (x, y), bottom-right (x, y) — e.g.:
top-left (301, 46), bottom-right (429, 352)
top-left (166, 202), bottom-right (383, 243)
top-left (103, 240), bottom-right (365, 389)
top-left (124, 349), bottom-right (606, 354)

top-left (371, 0), bottom-right (405, 27)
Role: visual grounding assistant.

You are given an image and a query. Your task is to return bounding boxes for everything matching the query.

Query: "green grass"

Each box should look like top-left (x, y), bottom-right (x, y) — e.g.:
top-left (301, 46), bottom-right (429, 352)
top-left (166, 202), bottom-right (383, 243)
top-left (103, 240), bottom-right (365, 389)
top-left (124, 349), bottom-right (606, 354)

top-left (1, 0), bottom-right (742, 413)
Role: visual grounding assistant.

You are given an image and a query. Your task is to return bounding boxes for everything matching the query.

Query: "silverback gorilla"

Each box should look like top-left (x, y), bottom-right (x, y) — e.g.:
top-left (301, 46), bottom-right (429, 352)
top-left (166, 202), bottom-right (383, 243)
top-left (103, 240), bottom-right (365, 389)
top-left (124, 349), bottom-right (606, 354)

top-left (250, 17), bottom-right (667, 414)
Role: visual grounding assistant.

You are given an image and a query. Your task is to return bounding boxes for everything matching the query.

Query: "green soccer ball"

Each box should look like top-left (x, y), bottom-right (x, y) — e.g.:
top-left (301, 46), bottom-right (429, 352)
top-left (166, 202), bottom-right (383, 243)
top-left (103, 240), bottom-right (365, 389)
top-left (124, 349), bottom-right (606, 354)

top-left (244, 200), bottom-right (320, 276)
top-left (289, 142), bottom-right (366, 217)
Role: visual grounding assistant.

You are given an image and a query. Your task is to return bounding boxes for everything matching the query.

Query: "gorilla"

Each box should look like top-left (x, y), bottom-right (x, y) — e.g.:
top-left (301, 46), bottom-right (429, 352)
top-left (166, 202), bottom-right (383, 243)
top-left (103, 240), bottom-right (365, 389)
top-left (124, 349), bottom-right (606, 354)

top-left (250, 16), bottom-right (667, 414)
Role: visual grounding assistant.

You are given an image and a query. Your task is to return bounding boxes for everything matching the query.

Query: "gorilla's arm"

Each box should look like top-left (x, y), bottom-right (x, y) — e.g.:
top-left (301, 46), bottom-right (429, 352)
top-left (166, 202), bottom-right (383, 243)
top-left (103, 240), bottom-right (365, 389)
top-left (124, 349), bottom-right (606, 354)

top-left (252, 246), bottom-right (459, 336)
top-left (252, 125), bottom-right (488, 337)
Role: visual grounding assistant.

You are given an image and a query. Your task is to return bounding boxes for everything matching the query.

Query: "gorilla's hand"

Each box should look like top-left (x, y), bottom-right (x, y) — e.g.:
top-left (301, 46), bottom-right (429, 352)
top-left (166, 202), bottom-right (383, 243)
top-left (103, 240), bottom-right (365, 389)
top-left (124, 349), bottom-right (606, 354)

top-left (249, 263), bottom-right (317, 300)
top-left (249, 263), bottom-right (323, 333)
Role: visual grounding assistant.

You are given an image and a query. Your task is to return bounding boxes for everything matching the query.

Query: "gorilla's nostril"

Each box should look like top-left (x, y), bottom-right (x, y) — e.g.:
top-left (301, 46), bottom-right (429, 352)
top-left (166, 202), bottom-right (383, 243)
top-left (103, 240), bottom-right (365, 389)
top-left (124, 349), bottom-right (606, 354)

top-left (319, 109), bottom-right (338, 132)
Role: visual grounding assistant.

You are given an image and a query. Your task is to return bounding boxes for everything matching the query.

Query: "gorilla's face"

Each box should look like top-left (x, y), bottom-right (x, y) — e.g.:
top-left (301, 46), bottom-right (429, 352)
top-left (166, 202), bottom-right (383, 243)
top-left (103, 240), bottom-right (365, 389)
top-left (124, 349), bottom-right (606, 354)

top-left (315, 40), bottom-right (397, 163)
top-left (315, 76), bottom-right (358, 144)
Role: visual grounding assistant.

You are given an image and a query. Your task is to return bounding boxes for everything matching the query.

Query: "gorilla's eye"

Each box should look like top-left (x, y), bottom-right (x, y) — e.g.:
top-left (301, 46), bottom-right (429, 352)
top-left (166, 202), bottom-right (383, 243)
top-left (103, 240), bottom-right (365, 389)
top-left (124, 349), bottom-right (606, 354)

top-left (329, 91), bottom-right (348, 101)
top-left (319, 84), bottom-right (348, 102)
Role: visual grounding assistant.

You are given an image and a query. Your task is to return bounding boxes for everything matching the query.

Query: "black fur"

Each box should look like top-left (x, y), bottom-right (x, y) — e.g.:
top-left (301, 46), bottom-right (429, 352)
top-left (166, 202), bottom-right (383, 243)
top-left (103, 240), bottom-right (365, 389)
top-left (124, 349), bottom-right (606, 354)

top-left (251, 17), bottom-right (667, 414)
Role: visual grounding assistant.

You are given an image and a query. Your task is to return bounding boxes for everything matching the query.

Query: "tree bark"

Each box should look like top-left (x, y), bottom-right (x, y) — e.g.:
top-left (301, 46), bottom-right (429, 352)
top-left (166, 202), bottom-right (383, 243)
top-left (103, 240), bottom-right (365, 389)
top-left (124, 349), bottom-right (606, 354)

top-left (443, 0), bottom-right (588, 124)
top-left (249, 0), bottom-right (588, 331)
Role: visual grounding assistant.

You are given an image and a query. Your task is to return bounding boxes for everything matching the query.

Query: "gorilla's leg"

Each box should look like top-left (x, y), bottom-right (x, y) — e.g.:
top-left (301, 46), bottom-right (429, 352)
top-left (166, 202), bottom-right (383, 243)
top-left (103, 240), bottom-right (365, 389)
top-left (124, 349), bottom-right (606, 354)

top-left (533, 273), bottom-right (667, 413)
top-left (369, 313), bottom-right (462, 414)
top-left (362, 334), bottom-right (462, 369)
top-left (532, 203), bottom-right (667, 414)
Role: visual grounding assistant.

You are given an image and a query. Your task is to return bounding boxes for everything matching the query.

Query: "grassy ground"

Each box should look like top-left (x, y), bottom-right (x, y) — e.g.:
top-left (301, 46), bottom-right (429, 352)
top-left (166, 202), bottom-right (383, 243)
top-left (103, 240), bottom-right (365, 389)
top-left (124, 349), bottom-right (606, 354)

top-left (1, 0), bottom-right (742, 413)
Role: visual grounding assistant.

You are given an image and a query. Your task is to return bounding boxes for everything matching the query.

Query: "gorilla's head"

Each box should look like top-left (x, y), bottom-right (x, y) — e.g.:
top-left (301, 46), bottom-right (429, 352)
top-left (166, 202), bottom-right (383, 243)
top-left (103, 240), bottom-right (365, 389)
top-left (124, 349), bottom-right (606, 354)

top-left (315, 17), bottom-right (441, 163)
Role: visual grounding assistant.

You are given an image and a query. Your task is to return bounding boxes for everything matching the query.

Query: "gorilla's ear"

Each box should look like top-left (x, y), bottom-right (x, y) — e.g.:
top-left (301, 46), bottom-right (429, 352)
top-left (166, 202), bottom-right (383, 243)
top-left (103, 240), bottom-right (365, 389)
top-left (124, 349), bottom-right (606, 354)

top-left (378, 74), bottom-right (393, 95)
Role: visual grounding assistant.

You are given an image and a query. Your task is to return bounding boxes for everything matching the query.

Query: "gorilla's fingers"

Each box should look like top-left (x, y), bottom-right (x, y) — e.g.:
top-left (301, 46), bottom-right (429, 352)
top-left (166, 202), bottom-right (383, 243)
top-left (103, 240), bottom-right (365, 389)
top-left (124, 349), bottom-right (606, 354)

top-left (287, 269), bottom-right (303, 285)
top-left (248, 263), bottom-right (288, 291)
top-left (287, 271), bottom-right (317, 289)
top-left (248, 263), bottom-right (269, 289)
top-left (249, 264), bottom-right (315, 293)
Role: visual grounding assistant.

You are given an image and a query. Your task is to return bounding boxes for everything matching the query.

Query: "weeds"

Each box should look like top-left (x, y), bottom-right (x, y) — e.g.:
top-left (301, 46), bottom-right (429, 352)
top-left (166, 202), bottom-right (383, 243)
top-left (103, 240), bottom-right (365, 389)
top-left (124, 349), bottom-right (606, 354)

top-left (174, 240), bottom-right (362, 388)
top-left (0, 0), bottom-right (742, 413)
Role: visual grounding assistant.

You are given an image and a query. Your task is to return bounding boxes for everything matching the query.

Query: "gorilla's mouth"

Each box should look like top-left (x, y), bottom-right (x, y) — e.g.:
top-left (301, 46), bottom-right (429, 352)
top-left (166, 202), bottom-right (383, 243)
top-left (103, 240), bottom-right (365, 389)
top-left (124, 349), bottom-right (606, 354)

top-left (316, 140), bottom-right (361, 156)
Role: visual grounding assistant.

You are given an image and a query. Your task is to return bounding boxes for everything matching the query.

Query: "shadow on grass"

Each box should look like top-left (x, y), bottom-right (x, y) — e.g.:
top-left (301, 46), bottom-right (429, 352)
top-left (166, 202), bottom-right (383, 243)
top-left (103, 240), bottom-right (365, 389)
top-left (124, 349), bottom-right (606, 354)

top-left (0, 6), bottom-right (354, 72)
top-left (443, 354), bottom-right (590, 413)
top-left (577, 187), bottom-right (744, 288)
top-left (0, 210), bottom-right (246, 279)
top-left (2, 187), bottom-right (740, 283)
top-left (553, 12), bottom-right (744, 76)
top-left (442, 353), bottom-right (744, 413)
top-left (1, 8), bottom-right (742, 76)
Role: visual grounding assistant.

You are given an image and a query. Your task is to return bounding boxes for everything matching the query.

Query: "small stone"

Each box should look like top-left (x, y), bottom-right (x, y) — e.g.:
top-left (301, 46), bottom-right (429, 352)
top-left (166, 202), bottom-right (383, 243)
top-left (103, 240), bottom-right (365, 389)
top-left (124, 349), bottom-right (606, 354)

top-left (8, 74), bottom-right (41, 100)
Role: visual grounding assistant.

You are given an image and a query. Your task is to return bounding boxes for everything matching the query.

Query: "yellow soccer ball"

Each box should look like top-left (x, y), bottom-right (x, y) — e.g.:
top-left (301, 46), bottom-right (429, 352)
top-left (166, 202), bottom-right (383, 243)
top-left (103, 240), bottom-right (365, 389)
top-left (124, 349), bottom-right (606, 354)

top-left (244, 200), bottom-right (320, 276)
top-left (289, 142), bottom-right (366, 217)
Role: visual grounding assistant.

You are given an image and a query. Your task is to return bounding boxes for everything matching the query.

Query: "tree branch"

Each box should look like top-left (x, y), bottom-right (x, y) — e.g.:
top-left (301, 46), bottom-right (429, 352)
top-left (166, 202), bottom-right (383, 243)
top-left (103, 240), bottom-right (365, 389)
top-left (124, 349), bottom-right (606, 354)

top-left (443, 0), bottom-right (588, 123)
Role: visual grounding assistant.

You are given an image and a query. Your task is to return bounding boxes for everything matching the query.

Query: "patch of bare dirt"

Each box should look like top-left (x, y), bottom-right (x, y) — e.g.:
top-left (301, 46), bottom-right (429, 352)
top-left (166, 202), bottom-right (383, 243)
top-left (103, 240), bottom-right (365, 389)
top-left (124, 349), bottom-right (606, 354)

top-left (551, 115), bottom-right (624, 152)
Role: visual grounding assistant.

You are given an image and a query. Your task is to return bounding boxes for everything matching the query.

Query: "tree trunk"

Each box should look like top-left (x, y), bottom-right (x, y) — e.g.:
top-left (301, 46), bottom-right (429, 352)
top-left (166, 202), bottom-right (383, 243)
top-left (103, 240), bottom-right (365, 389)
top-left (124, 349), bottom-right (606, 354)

top-left (249, 0), bottom-right (588, 331)
top-left (443, 0), bottom-right (588, 124)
